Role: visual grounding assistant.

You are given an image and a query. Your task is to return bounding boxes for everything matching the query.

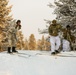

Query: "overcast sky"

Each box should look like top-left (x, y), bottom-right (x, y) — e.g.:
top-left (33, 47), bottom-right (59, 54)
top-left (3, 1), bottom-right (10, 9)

top-left (9, 0), bottom-right (56, 39)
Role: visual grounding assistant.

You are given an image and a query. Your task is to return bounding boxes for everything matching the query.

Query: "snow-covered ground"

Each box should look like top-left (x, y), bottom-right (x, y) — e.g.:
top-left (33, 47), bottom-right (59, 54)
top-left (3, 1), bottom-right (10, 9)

top-left (0, 50), bottom-right (76, 75)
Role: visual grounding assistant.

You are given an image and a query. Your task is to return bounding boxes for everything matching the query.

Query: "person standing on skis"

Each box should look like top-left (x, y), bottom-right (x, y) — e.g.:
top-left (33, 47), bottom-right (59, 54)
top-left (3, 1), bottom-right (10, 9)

top-left (7, 20), bottom-right (21, 53)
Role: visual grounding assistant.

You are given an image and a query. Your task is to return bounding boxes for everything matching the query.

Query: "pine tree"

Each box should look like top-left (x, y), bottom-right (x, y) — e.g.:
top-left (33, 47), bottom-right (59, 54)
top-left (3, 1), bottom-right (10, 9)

top-left (0, 0), bottom-right (12, 28)
top-left (41, 35), bottom-right (45, 50)
top-left (44, 36), bottom-right (51, 50)
top-left (24, 39), bottom-right (29, 50)
top-left (39, 0), bottom-right (76, 36)
top-left (28, 34), bottom-right (36, 50)
top-left (54, 0), bottom-right (76, 29)
top-left (37, 39), bottom-right (42, 50)
top-left (0, 0), bottom-right (12, 51)
top-left (36, 36), bottom-right (44, 50)
top-left (16, 31), bottom-right (25, 50)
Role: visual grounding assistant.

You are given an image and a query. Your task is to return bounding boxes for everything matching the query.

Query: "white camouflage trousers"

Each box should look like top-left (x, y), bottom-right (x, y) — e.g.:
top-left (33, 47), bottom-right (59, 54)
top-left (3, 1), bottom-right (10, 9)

top-left (8, 33), bottom-right (17, 47)
top-left (7, 27), bottom-right (17, 47)
top-left (50, 36), bottom-right (61, 53)
top-left (62, 39), bottom-right (71, 52)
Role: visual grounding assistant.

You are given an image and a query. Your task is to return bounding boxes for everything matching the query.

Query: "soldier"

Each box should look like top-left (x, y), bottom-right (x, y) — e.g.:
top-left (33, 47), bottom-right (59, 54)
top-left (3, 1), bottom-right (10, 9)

top-left (62, 25), bottom-right (75, 51)
top-left (7, 20), bottom-right (21, 53)
top-left (48, 20), bottom-right (62, 55)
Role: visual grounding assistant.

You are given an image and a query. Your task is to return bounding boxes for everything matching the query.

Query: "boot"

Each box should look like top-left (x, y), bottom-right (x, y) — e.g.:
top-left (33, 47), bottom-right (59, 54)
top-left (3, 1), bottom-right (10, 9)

top-left (12, 47), bottom-right (18, 53)
top-left (55, 50), bottom-right (60, 54)
top-left (51, 52), bottom-right (56, 55)
top-left (8, 47), bottom-right (12, 53)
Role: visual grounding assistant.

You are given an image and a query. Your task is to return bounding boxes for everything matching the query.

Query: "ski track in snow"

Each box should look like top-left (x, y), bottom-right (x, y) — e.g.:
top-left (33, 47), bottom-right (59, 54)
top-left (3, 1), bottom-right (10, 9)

top-left (0, 50), bottom-right (76, 75)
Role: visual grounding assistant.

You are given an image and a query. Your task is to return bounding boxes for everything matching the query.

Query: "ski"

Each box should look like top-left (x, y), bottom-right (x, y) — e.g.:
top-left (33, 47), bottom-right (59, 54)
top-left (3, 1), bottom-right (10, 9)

top-left (56, 54), bottom-right (76, 57)
top-left (35, 53), bottom-right (76, 57)
top-left (9, 52), bottom-right (31, 58)
top-left (17, 54), bottom-right (30, 58)
top-left (17, 52), bottom-right (31, 57)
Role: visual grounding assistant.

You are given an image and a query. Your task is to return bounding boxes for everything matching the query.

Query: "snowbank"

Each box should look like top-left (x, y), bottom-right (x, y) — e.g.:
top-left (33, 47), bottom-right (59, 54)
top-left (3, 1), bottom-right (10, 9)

top-left (0, 50), bottom-right (76, 75)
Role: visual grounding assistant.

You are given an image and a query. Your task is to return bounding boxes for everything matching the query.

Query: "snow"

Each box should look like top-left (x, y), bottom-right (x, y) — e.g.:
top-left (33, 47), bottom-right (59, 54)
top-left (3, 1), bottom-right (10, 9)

top-left (0, 50), bottom-right (76, 75)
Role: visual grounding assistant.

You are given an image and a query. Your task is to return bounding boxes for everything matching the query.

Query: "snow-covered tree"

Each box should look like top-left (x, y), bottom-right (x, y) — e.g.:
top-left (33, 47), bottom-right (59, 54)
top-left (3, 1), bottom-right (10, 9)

top-left (28, 34), bottom-right (36, 50)
top-left (16, 31), bottom-right (25, 50)
top-left (0, 0), bottom-right (12, 28)
top-left (24, 39), bottom-right (29, 50)
top-left (39, 0), bottom-right (76, 36)
top-left (0, 0), bottom-right (12, 51)
top-left (37, 35), bottom-right (50, 50)
top-left (54, 0), bottom-right (76, 29)
top-left (37, 35), bottom-right (44, 50)
top-left (44, 37), bottom-right (51, 50)
top-left (37, 39), bottom-right (42, 50)
top-left (40, 35), bottom-right (45, 50)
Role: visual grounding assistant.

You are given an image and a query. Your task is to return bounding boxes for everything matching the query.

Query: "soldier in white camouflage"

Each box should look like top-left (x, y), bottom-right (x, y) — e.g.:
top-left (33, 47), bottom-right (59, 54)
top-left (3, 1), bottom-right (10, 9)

top-left (7, 20), bottom-right (21, 53)
top-left (48, 20), bottom-right (62, 55)
top-left (62, 25), bottom-right (75, 51)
